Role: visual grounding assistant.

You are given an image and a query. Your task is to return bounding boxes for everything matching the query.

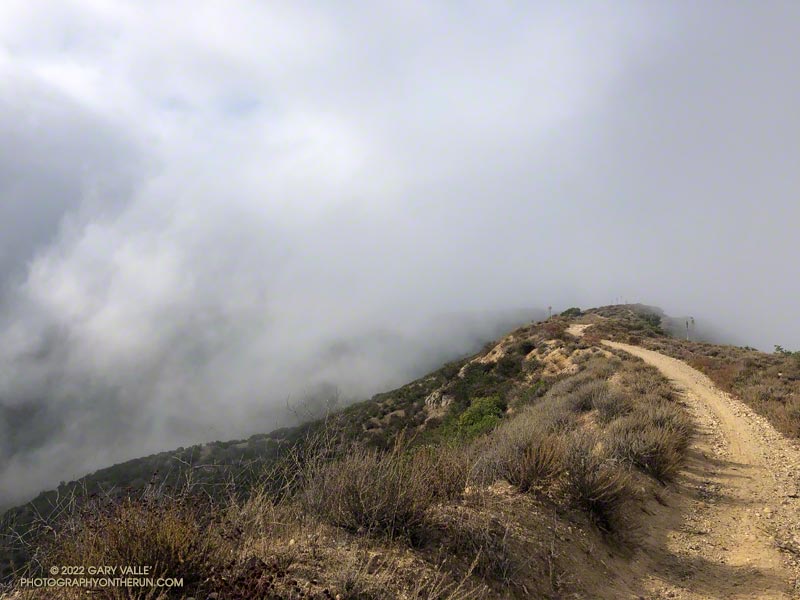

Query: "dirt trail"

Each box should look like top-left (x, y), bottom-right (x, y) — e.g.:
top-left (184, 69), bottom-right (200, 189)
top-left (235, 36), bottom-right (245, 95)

top-left (603, 340), bottom-right (800, 599)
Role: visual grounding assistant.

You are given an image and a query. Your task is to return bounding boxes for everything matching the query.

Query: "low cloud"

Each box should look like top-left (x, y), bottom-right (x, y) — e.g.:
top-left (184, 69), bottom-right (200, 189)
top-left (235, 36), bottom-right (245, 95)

top-left (1, 2), bottom-right (799, 506)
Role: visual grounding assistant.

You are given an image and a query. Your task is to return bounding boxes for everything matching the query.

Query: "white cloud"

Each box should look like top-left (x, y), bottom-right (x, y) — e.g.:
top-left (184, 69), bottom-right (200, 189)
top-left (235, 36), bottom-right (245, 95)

top-left (1, 1), bottom-right (799, 505)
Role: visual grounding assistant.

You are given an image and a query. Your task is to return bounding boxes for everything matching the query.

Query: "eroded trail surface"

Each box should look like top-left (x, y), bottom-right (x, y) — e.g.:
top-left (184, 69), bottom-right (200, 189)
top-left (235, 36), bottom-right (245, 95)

top-left (605, 341), bottom-right (800, 599)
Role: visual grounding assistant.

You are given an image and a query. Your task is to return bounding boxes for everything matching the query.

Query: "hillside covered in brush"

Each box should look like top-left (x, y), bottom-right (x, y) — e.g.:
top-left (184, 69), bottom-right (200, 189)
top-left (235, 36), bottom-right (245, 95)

top-left (2, 305), bottom-right (799, 598)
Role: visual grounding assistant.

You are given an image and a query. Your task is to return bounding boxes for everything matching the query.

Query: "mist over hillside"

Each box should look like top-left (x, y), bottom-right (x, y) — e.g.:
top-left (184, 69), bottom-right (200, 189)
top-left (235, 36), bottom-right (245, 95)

top-left (1, 2), bottom-right (800, 511)
top-left (616, 306), bottom-right (743, 348)
top-left (0, 306), bottom-right (543, 510)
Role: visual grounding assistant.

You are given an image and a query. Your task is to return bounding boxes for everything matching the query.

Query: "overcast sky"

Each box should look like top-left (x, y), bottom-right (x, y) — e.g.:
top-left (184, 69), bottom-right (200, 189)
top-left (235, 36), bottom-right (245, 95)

top-left (1, 1), bottom-right (799, 506)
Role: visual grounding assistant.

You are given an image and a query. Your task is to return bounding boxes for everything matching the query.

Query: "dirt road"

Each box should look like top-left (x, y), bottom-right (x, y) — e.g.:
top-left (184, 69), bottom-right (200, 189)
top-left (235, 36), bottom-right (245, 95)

top-left (603, 340), bottom-right (800, 599)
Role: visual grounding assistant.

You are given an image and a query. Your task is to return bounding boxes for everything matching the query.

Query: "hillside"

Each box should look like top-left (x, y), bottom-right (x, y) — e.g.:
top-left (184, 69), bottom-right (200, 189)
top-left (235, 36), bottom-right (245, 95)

top-left (2, 305), bottom-right (800, 598)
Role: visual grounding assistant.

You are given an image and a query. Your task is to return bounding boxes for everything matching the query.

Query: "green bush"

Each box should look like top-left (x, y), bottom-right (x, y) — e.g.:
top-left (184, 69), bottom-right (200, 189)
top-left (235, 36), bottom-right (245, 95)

top-left (457, 396), bottom-right (505, 439)
top-left (447, 363), bottom-right (511, 410)
top-left (495, 354), bottom-right (523, 378)
top-left (510, 380), bottom-right (548, 409)
top-left (514, 339), bottom-right (536, 356)
top-left (640, 312), bottom-right (663, 332)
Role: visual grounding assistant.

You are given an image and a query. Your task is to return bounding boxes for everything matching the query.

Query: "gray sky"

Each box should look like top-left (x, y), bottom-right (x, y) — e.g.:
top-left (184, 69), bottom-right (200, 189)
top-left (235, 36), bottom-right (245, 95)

top-left (1, 1), bottom-right (799, 506)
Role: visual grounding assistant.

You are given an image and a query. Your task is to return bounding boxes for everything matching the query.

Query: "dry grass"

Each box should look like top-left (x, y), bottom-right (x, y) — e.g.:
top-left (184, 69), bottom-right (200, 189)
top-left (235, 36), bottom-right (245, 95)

top-left (219, 486), bottom-right (489, 600)
top-left (633, 402), bottom-right (695, 453)
top-left (597, 361), bottom-right (695, 483)
top-left (593, 389), bottom-right (633, 424)
top-left (33, 492), bottom-right (230, 599)
top-left (300, 442), bottom-right (467, 544)
top-left (562, 380), bottom-right (609, 413)
top-left (329, 549), bottom-right (485, 600)
top-left (475, 353), bottom-right (691, 518)
top-left (510, 437), bottom-right (564, 492)
top-left (645, 337), bottom-right (800, 440)
top-left (428, 502), bottom-right (515, 582)
top-left (616, 365), bottom-right (673, 401)
top-left (562, 432), bottom-right (634, 534)
top-left (607, 419), bottom-right (685, 483)
top-left (525, 397), bottom-right (579, 434)
top-left (475, 413), bottom-right (564, 492)
top-left (545, 359), bottom-right (617, 396)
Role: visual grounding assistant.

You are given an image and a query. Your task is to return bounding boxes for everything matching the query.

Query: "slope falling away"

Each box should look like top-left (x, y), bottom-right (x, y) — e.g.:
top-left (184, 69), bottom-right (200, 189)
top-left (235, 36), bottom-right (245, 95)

top-left (2, 304), bottom-right (800, 599)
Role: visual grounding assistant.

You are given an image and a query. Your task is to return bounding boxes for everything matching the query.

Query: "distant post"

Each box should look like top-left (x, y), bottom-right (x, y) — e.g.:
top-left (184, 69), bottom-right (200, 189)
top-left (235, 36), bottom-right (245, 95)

top-left (548, 306), bottom-right (552, 318)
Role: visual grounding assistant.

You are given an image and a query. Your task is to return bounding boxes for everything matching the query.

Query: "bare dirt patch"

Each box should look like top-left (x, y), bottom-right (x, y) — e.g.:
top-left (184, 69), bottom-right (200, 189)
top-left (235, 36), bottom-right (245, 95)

top-left (567, 324), bottom-right (592, 338)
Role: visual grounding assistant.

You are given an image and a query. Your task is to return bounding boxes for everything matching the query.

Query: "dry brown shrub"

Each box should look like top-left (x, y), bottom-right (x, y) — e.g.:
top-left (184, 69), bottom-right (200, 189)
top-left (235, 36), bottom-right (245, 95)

top-left (429, 503), bottom-right (515, 582)
top-left (593, 390), bottom-right (633, 424)
top-left (38, 493), bottom-right (229, 599)
top-left (474, 411), bottom-right (564, 492)
top-left (632, 401), bottom-right (695, 453)
top-left (528, 400), bottom-right (579, 434)
top-left (562, 380), bottom-right (609, 413)
top-left (300, 442), bottom-right (467, 544)
top-left (617, 367), bottom-right (673, 401)
top-left (562, 432), bottom-right (633, 534)
top-left (606, 419), bottom-right (685, 483)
